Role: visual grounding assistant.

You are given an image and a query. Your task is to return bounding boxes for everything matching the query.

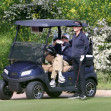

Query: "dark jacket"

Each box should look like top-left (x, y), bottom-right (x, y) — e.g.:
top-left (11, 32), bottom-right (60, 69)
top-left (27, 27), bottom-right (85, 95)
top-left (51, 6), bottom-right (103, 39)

top-left (64, 31), bottom-right (89, 58)
top-left (53, 44), bottom-right (72, 63)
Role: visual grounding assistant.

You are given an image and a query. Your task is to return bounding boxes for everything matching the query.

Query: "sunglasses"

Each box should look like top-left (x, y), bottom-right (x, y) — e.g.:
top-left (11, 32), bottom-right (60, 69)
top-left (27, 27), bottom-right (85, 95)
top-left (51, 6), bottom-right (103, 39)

top-left (62, 37), bottom-right (68, 39)
top-left (73, 26), bottom-right (80, 27)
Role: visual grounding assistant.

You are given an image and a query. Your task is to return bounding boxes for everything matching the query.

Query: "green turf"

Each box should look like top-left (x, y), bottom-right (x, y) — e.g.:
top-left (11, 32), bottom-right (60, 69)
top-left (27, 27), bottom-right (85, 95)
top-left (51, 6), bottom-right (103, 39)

top-left (0, 97), bottom-right (111, 111)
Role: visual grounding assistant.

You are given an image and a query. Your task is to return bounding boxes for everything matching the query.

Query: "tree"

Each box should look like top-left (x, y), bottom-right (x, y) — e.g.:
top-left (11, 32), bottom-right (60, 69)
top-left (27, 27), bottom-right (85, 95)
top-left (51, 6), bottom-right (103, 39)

top-left (3, 0), bottom-right (62, 23)
top-left (0, 0), bottom-right (21, 22)
top-left (57, 0), bottom-right (111, 25)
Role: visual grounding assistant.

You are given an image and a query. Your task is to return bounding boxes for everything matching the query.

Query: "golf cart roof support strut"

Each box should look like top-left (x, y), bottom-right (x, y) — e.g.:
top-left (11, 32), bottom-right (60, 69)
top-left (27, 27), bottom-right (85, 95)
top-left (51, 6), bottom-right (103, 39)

top-left (58, 26), bottom-right (61, 39)
top-left (44, 27), bottom-right (51, 49)
top-left (9, 25), bottom-right (20, 64)
top-left (43, 27), bottom-right (52, 61)
top-left (12, 25), bottom-right (20, 46)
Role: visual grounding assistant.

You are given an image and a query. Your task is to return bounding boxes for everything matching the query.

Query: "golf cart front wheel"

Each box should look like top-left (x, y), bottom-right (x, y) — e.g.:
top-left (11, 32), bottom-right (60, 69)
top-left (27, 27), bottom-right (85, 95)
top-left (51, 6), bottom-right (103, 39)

top-left (0, 80), bottom-right (13, 100)
top-left (85, 79), bottom-right (96, 97)
top-left (26, 81), bottom-right (44, 99)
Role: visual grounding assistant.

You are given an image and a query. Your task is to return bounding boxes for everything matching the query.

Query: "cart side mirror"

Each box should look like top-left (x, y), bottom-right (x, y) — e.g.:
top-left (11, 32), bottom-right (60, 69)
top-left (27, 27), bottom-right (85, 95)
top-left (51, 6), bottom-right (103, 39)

top-left (31, 27), bottom-right (43, 33)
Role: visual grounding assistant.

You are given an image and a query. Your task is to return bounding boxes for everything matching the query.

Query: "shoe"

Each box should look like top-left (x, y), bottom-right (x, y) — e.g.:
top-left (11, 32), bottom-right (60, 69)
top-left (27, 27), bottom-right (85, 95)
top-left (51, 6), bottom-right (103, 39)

top-left (69, 93), bottom-right (80, 99)
top-left (79, 94), bottom-right (86, 99)
top-left (58, 71), bottom-right (65, 83)
top-left (58, 75), bottom-right (65, 83)
top-left (50, 79), bottom-right (56, 87)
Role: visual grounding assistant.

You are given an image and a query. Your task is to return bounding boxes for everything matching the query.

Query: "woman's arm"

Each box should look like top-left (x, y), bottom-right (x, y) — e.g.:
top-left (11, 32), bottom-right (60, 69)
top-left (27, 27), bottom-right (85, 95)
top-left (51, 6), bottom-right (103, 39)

top-left (63, 39), bottom-right (72, 47)
top-left (82, 34), bottom-right (89, 55)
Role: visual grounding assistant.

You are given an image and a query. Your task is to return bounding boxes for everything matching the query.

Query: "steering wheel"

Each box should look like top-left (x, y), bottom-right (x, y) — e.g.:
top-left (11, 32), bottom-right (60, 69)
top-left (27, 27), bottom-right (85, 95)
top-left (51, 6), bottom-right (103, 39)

top-left (45, 45), bottom-right (57, 57)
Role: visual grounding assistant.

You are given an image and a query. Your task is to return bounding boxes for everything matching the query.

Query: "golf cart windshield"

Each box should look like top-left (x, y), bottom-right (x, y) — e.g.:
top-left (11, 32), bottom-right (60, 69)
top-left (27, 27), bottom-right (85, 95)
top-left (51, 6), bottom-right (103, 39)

top-left (9, 25), bottom-right (48, 64)
top-left (9, 42), bottom-right (45, 64)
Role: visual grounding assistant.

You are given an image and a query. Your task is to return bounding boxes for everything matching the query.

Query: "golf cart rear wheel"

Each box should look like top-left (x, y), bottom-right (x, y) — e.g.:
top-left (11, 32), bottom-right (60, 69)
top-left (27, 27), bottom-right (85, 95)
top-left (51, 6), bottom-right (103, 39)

top-left (85, 79), bottom-right (96, 97)
top-left (0, 80), bottom-right (13, 100)
top-left (26, 81), bottom-right (44, 99)
top-left (46, 91), bottom-right (62, 98)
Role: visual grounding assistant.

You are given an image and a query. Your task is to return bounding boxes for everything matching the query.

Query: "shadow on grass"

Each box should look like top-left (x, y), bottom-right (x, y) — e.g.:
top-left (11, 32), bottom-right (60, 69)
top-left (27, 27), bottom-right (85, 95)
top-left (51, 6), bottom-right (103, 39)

top-left (11, 94), bottom-right (95, 100)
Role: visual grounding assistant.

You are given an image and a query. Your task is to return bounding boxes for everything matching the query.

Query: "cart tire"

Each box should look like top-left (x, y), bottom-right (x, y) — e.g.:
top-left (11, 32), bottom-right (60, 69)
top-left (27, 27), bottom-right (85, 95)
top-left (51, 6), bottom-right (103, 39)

top-left (46, 91), bottom-right (62, 98)
top-left (0, 80), bottom-right (13, 100)
top-left (26, 81), bottom-right (44, 99)
top-left (85, 79), bottom-right (96, 97)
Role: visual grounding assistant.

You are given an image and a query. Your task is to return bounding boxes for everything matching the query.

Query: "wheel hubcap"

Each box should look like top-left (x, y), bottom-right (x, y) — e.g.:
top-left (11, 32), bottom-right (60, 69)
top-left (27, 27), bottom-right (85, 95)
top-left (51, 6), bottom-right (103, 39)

top-left (33, 85), bottom-right (43, 99)
top-left (86, 82), bottom-right (95, 96)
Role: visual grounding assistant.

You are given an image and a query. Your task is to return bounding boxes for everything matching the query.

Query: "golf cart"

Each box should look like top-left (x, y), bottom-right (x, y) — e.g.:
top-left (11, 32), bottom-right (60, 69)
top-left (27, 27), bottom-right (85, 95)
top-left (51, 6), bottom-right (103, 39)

top-left (0, 19), bottom-right (97, 100)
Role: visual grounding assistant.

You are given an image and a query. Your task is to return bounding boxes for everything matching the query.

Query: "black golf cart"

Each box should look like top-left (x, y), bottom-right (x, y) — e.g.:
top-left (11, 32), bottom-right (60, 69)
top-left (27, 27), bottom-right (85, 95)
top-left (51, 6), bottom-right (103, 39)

top-left (0, 19), bottom-right (97, 100)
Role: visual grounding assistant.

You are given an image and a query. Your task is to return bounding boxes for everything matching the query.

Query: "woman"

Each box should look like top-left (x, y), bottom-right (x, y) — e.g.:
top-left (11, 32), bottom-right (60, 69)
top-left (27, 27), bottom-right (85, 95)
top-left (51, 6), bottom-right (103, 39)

top-left (61, 21), bottom-right (89, 99)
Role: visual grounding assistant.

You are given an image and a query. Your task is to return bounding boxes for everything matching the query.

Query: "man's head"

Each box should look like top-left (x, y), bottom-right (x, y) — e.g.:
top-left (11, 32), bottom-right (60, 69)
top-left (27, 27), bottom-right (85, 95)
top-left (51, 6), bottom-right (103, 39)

top-left (61, 33), bottom-right (70, 42)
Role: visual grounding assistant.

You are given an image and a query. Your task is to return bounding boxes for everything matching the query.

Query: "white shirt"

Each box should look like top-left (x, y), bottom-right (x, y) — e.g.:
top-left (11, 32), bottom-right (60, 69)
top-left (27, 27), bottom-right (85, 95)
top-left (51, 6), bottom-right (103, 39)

top-left (61, 45), bottom-right (66, 51)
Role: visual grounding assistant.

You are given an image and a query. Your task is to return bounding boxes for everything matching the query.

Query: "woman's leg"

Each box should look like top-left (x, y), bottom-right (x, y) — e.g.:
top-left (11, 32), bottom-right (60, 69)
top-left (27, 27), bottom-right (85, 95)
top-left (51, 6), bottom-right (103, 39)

top-left (79, 59), bottom-right (86, 95)
top-left (73, 58), bottom-right (81, 94)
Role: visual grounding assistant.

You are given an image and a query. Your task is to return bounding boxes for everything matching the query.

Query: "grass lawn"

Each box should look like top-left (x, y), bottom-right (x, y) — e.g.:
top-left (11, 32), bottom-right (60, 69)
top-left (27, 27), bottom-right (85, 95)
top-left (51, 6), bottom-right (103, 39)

top-left (0, 97), bottom-right (111, 111)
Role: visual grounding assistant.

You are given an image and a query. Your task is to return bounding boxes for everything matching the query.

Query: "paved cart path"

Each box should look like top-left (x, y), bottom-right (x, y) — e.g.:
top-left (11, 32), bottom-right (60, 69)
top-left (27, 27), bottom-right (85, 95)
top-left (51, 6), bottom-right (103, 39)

top-left (10, 90), bottom-right (111, 100)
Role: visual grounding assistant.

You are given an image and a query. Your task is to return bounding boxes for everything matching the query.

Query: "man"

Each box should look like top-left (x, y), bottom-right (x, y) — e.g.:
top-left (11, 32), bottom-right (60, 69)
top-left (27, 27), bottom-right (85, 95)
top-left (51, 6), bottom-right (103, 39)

top-left (50, 34), bottom-right (72, 87)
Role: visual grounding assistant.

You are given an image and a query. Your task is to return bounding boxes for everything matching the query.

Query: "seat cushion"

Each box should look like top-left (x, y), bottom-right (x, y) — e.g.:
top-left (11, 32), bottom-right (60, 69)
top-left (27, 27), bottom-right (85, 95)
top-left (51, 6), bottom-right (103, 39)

top-left (42, 64), bottom-right (52, 71)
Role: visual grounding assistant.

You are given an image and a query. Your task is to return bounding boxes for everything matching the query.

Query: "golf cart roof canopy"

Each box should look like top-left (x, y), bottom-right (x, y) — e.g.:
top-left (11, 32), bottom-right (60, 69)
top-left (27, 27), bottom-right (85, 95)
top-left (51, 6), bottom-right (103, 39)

top-left (14, 19), bottom-right (87, 27)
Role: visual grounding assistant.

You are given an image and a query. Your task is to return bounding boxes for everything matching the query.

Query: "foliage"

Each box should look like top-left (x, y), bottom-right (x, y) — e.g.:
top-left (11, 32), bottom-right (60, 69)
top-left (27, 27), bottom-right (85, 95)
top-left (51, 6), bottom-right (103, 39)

top-left (0, 0), bottom-right (21, 21)
top-left (2, 0), bottom-right (111, 25)
top-left (0, 24), bottom-right (15, 74)
top-left (57, 0), bottom-right (111, 25)
top-left (3, 0), bottom-right (62, 23)
top-left (1, 0), bottom-right (111, 25)
top-left (90, 19), bottom-right (111, 71)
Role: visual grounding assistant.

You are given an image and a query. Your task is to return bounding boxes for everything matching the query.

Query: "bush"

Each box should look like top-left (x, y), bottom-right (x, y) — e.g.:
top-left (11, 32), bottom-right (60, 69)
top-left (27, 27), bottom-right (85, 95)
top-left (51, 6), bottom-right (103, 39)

top-left (91, 19), bottom-right (111, 71)
top-left (0, 24), bottom-right (16, 76)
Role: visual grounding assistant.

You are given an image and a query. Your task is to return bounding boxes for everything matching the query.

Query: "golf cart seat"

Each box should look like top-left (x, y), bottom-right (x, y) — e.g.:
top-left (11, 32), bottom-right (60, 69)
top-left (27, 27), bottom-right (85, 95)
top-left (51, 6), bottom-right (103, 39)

top-left (43, 52), bottom-right (73, 72)
top-left (42, 64), bottom-right (52, 71)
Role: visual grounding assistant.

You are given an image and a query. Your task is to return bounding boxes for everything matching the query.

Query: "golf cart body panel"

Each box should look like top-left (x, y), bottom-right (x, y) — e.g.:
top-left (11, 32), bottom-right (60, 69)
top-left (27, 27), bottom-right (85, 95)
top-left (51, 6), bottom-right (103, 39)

top-left (4, 62), bottom-right (44, 78)
top-left (0, 19), bottom-right (97, 99)
top-left (2, 64), bottom-right (97, 92)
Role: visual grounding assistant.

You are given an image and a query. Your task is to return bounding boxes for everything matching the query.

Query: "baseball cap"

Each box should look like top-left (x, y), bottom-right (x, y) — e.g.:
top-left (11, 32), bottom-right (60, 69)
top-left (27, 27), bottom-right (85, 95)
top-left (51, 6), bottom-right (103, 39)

top-left (62, 33), bottom-right (70, 39)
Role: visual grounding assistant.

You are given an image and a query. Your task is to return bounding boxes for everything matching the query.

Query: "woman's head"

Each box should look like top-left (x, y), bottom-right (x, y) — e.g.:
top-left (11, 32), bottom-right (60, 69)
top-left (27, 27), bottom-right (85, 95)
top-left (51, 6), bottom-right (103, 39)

top-left (73, 21), bottom-right (83, 32)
